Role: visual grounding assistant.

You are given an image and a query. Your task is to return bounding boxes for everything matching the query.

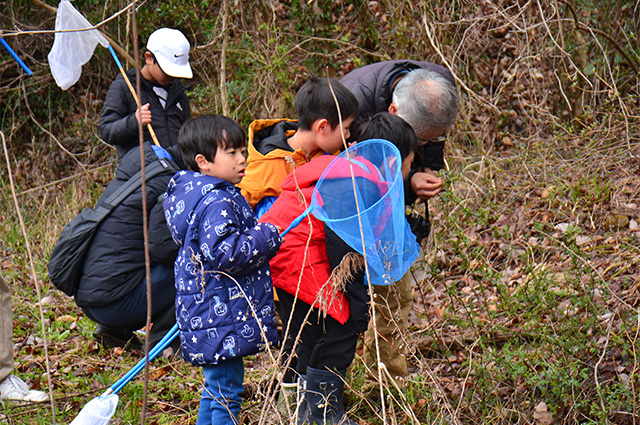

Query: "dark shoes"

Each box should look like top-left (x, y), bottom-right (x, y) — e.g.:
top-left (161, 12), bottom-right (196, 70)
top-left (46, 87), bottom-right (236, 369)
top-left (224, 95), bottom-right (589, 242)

top-left (297, 367), bottom-right (358, 425)
top-left (92, 305), bottom-right (176, 352)
top-left (93, 324), bottom-right (142, 350)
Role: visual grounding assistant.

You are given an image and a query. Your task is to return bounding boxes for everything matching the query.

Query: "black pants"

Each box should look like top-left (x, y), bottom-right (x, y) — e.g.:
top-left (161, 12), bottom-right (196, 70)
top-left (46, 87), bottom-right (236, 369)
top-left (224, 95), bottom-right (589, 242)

top-left (275, 288), bottom-right (299, 382)
top-left (82, 264), bottom-right (176, 346)
top-left (277, 290), bottom-right (360, 375)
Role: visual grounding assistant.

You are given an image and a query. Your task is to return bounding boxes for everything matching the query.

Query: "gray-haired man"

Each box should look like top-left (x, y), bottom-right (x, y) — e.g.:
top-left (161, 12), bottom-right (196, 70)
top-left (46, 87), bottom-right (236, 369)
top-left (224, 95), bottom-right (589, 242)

top-left (341, 60), bottom-right (458, 396)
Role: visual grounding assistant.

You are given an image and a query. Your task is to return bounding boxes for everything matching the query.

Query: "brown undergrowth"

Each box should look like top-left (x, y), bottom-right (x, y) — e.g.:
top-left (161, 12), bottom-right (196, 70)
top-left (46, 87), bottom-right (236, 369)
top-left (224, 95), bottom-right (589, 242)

top-left (1, 0), bottom-right (639, 424)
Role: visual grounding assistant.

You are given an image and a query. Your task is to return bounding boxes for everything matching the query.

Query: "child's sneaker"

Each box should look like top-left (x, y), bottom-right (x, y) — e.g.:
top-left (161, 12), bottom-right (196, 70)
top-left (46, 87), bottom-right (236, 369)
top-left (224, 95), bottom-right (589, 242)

top-left (0, 375), bottom-right (47, 403)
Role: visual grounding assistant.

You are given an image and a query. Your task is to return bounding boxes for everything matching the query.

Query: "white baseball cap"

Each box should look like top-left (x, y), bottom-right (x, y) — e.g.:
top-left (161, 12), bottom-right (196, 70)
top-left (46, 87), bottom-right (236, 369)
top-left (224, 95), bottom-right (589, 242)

top-left (146, 28), bottom-right (193, 79)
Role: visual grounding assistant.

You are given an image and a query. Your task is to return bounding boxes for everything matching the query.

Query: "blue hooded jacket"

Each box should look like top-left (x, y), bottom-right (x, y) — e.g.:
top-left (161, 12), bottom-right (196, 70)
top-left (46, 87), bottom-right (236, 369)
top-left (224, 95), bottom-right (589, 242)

top-left (163, 171), bottom-right (281, 365)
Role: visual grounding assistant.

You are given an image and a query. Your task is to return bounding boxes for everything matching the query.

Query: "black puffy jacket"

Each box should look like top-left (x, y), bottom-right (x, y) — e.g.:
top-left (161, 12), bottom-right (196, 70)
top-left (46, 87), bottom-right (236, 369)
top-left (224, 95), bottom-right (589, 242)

top-left (74, 143), bottom-right (181, 308)
top-left (99, 68), bottom-right (190, 159)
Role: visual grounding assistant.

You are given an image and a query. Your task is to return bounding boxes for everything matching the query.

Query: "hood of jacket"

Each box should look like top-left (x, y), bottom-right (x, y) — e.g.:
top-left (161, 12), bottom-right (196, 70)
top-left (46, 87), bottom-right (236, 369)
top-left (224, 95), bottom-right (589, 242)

top-left (163, 171), bottom-right (230, 246)
top-left (239, 118), bottom-right (321, 209)
top-left (251, 118), bottom-right (298, 155)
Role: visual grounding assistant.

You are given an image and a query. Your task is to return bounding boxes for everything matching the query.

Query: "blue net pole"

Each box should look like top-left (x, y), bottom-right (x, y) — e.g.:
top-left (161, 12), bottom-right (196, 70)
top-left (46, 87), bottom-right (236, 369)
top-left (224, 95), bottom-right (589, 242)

top-left (0, 38), bottom-right (33, 76)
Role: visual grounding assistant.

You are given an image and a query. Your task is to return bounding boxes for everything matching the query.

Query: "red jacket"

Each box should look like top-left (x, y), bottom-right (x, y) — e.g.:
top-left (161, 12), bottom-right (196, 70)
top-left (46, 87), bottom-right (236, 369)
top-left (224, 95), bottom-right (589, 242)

top-left (259, 156), bottom-right (351, 324)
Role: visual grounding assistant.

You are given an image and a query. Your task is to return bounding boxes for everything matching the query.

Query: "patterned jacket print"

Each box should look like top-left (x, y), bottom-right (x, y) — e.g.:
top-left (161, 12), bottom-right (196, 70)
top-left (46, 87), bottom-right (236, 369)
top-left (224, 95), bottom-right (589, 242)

top-left (163, 171), bottom-right (282, 366)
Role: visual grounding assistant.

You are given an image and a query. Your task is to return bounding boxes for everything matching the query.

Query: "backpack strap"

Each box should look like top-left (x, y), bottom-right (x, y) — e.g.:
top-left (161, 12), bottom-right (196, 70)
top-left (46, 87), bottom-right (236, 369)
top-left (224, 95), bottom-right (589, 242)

top-left (102, 157), bottom-right (179, 210)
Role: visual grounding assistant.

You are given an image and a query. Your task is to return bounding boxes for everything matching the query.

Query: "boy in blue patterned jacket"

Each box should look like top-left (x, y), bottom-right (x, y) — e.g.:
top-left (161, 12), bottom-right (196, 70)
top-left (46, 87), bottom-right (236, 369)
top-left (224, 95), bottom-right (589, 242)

top-left (163, 114), bottom-right (282, 425)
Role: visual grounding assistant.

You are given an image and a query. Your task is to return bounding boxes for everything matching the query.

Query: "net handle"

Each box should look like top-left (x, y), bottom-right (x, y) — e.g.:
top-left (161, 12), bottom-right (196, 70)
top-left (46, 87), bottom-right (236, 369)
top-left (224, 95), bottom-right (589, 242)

top-left (280, 206), bottom-right (313, 237)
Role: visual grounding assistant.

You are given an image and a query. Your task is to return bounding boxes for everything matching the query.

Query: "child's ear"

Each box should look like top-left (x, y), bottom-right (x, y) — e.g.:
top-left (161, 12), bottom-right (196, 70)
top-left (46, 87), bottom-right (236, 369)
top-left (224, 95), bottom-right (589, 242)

top-left (143, 51), bottom-right (155, 65)
top-left (388, 102), bottom-right (398, 116)
top-left (195, 154), bottom-right (211, 171)
top-left (313, 118), bottom-right (330, 135)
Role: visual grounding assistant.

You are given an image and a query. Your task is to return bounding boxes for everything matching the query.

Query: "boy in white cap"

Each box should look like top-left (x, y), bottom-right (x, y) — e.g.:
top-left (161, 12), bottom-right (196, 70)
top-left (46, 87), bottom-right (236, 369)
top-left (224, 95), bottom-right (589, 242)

top-left (92, 29), bottom-right (192, 348)
top-left (99, 28), bottom-right (193, 159)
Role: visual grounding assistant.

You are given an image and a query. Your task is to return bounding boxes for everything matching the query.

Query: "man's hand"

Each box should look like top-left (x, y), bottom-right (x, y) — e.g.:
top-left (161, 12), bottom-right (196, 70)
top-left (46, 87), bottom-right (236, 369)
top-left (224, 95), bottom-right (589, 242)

top-left (410, 169), bottom-right (443, 201)
top-left (135, 103), bottom-right (152, 126)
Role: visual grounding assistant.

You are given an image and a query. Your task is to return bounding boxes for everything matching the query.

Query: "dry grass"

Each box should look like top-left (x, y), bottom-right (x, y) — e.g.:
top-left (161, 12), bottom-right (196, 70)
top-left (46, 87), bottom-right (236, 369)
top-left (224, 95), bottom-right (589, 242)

top-left (0, 0), bottom-right (639, 424)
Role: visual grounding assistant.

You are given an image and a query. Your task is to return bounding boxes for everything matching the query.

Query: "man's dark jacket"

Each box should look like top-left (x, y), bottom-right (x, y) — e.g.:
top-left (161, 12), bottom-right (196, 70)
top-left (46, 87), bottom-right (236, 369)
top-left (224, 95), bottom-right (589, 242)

top-left (340, 59), bottom-right (454, 141)
top-left (99, 68), bottom-right (190, 159)
top-left (74, 143), bottom-right (181, 308)
top-left (340, 60), bottom-right (455, 240)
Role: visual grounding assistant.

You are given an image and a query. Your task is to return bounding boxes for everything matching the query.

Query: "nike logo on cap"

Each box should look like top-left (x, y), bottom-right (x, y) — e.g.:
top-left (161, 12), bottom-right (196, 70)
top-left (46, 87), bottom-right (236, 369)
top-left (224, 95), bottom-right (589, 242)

top-left (174, 53), bottom-right (184, 58)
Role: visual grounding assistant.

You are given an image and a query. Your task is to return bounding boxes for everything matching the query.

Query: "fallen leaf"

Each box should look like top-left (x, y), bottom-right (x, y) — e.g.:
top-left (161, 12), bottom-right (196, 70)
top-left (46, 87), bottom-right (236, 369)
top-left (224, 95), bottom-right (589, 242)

top-left (605, 215), bottom-right (629, 229)
top-left (39, 295), bottom-right (57, 306)
top-left (575, 235), bottom-right (590, 245)
top-left (592, 288), bottom-right (605, 306)
top-left (533, 70), bottom-right (545, 80)
top-left (56, 315), bottom-right (76, 323)
top-left (413, 398), bottom-right (427, 410)
top-left (541, 186), bottom-right (555, 198)
top-left (149, 367), bottom-right (170, 381)
top-left (533, 401), bottom-right (553, 425)
top-left (620, 373), bottom-right (630, 388)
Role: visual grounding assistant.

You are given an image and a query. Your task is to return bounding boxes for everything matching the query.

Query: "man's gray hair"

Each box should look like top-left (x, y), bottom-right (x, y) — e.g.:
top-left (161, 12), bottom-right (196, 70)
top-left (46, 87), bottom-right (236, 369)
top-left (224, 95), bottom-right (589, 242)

top-left (393, 68), bottom-right (458, 139)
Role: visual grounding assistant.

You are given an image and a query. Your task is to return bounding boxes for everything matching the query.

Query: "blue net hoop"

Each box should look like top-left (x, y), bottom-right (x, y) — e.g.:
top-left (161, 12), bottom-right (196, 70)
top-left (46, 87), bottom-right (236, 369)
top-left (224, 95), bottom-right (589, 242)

top-left (309, 139), bottom-right (420, 285)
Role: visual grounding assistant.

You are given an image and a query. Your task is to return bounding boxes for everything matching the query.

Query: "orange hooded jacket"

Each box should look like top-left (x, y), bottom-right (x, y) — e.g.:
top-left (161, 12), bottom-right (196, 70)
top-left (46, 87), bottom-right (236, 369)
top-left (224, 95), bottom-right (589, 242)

top-left (239, 119), bottom-right (324, 209)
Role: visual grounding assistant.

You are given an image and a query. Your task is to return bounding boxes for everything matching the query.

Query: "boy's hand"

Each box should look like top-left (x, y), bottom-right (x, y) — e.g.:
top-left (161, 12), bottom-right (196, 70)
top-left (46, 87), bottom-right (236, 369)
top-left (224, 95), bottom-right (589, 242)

top-left (135, 103), bottom-right (152, 126)
top-left (410, 169), bottom-right (443, 200)
top-left (271, 225), bottom-right (284, 242)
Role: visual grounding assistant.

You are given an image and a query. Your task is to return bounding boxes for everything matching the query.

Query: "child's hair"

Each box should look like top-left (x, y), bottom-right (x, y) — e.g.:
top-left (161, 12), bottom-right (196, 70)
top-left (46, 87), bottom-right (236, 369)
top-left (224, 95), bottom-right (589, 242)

top-left (178, 114), bottom-right (246, 172)
top-left (358, 112), bottom-right (418, 160)
top-left (295, 76), bottom-right (359, 131)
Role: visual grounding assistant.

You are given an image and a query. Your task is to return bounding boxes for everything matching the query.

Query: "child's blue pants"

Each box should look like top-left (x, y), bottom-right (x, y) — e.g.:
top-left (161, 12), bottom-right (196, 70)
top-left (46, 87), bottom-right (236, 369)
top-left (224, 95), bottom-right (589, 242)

top-left (196, 357), bottom-right (244, 425)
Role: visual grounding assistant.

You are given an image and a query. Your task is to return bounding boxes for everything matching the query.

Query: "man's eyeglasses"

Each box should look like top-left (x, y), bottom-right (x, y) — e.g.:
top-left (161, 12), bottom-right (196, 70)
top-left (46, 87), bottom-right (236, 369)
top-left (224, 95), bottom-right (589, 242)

top-left (417, 134), bottom-right (447, 146)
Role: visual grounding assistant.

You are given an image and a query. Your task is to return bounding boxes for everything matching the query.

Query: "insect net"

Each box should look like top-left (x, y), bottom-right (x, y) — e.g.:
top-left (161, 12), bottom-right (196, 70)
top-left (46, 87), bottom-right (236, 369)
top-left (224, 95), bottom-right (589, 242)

top-left (311, 139), bottom-right (419, 285)
top-left (47, 0), bottom-right (109, 90)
